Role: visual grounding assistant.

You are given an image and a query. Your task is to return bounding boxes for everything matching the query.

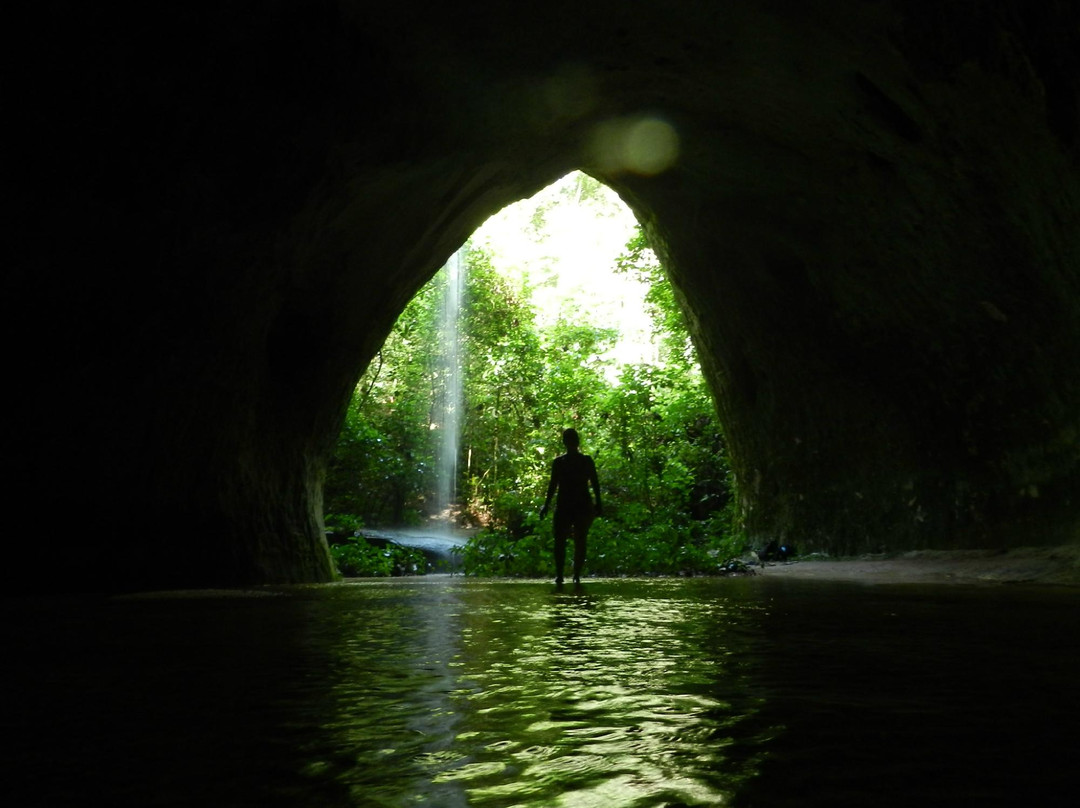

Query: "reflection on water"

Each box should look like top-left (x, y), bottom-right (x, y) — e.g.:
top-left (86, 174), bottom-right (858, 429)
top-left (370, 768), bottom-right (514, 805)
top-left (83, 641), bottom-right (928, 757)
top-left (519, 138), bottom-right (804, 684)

top-left (286, 580), bottom-right (772, 807)
top-left (376, 581), bottom-right (764, 806)
top-left (5, 577), bottom-right (1080, 807)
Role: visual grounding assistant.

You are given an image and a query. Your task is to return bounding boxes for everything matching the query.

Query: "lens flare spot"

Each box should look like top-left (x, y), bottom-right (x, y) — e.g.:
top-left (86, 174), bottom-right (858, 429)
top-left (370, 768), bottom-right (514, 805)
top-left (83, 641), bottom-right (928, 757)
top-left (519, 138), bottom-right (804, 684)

top-left (590, 116), bottom-right (680, 176)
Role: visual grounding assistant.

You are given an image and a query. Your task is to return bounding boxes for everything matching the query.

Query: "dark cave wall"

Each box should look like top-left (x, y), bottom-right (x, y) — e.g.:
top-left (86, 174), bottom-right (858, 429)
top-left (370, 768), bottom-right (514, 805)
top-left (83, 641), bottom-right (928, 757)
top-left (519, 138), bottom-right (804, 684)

top-left (6, 1), bottom-right (1078, 590)
top-left (599, 2), bottom-right (1080, 552)
top-left (10, 1), bottom-right (585, 589)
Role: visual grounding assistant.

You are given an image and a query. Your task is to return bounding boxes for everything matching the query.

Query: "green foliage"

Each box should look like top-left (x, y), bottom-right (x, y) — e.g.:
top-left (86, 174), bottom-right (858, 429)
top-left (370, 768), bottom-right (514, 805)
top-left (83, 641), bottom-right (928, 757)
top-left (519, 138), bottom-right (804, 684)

top-left (329, 536), bottom-right (427, 578)
top-left (459, 252), bottom-right (547, 522)
top-left (326, 190), bottom-right (744, 579)
top-left (324, 512), bottom-right (364, 535)
top-left (454, 222), bottom-right (746, 577)
top-left (324, 274), bottom-right (444, 526)
top-left (457, 510), bottom-right (744, 579)
top-left (458, 517), bottom-right (553, 578)
top-left (615, 227), bottom-right (697, 369)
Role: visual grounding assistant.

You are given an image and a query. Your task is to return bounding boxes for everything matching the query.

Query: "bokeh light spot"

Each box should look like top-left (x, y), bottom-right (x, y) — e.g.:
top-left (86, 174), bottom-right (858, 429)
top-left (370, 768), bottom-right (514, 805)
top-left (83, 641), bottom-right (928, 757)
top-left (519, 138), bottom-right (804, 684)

top-left (589, 116), bottom-right (680, 176)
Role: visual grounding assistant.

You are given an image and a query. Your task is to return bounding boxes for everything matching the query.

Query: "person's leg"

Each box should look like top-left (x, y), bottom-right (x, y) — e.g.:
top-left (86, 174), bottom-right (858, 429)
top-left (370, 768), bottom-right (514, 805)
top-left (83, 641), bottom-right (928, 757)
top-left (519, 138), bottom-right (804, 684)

top-left (553, 513), bottom-right (570, 584)
top-left (572, 515), bottom-right (592, 583)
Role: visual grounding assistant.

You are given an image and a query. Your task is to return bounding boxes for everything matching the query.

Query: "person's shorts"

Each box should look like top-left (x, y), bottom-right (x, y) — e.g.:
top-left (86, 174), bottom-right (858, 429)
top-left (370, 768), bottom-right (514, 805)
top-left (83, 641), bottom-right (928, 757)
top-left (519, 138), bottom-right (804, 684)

top-left (554, 508), bottom-right (594, 535)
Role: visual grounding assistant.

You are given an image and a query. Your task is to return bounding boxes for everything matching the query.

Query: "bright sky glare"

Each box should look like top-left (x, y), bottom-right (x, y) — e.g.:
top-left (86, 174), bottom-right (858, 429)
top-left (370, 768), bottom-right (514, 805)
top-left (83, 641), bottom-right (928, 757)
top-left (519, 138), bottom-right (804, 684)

top-left (470, 172), bottom-right (657, 369)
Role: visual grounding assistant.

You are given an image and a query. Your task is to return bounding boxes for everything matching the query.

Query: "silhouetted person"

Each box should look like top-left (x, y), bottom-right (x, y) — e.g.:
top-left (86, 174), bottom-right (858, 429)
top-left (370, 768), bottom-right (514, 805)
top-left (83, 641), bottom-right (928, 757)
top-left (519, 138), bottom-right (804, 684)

top-left (540, 428), bottom-right (602, 585)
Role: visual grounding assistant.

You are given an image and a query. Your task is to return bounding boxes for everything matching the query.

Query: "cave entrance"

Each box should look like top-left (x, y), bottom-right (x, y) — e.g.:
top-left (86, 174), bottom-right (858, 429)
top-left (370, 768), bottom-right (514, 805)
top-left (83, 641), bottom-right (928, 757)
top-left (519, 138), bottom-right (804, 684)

top-left (325, 172), bottom-right (735, 577)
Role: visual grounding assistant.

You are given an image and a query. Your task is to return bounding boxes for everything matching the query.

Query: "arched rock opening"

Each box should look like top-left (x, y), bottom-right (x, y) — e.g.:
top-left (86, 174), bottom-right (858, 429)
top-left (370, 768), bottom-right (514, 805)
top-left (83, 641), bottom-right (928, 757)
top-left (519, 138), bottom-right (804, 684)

top-left (8, 1), bottom-right (1078, 590)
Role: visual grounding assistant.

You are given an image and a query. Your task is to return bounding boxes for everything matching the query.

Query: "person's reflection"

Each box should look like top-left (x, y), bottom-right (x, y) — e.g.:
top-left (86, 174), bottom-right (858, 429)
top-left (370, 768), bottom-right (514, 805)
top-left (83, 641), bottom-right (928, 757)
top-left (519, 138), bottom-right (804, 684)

top-left (539, 428), bottom-right (602, 585)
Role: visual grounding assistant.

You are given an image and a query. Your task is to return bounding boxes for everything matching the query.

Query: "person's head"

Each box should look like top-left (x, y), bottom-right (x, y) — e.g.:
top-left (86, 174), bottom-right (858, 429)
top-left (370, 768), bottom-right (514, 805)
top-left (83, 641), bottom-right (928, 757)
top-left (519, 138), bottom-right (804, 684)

top-left (562, 428), bottom-right (580, 450)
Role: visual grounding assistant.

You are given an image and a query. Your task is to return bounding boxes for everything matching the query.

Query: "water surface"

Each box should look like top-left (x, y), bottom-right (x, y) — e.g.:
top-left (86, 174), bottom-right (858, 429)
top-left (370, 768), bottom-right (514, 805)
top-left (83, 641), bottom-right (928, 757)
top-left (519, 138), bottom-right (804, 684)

top-left (5, 576), bottom-right (1079, 806)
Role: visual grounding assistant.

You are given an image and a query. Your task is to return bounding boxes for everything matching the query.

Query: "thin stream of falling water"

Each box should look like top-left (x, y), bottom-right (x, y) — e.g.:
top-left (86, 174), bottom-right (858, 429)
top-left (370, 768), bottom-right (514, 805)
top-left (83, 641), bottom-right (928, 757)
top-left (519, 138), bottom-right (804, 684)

top-left (436, 246), bottom-right (466, 523)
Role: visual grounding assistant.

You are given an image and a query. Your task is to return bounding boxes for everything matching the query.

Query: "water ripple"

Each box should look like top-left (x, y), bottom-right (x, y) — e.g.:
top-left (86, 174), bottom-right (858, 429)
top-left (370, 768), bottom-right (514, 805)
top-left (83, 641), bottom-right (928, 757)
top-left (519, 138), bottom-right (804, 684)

top-left (9, 577), bottom-right (1079, 806)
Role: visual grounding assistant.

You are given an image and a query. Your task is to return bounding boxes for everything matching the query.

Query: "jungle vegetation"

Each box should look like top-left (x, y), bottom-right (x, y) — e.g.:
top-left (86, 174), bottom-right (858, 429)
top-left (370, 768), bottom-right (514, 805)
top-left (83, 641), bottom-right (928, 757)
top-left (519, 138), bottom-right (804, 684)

top-left (325, 174), bottom-right (743, 577)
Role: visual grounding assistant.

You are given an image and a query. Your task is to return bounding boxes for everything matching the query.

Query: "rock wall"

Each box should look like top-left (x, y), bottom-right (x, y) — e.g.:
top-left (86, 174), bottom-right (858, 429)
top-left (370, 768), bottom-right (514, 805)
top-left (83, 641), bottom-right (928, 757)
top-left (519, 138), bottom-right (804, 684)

top-left (7, 1), bottom-right (1078, 590)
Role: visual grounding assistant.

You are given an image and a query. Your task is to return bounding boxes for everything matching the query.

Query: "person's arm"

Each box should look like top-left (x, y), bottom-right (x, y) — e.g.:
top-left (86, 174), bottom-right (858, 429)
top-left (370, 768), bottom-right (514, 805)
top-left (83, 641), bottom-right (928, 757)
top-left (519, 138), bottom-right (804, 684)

top-left (540, 460), bottom-right (558, 518)
top-left (589, 457), bottom-right (602, 516)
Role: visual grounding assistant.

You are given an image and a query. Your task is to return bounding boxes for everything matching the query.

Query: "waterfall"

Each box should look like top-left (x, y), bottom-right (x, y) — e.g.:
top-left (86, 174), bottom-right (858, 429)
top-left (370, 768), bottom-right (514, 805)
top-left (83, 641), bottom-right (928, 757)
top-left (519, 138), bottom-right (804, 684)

top-left (435, 246), bottom-right (466, 525)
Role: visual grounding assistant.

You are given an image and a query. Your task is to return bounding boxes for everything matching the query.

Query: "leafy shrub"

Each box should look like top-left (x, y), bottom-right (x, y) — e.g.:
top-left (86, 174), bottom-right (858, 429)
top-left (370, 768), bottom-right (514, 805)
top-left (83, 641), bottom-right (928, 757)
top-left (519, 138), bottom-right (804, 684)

top-left (325, 512), bottom-right (364, 535)
top-left (461, 506), bottom-right (744, 579)
top-left (459, 524), bottom-right (552, 577)
top-left (329, 536), bottom-right (427, 577)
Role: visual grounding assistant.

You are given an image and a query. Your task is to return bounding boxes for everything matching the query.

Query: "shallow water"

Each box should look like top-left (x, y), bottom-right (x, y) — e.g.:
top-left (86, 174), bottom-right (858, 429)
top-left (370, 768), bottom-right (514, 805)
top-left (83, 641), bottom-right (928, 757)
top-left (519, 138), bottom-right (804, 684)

top-left (5, 576), bottom-right (1079, 807)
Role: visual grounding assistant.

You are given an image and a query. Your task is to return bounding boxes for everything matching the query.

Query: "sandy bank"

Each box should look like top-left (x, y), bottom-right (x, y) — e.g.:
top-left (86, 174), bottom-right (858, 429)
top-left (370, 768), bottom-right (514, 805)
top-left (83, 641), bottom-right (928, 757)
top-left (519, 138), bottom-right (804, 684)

top-left (757, 545), bottom-right (1080, 587)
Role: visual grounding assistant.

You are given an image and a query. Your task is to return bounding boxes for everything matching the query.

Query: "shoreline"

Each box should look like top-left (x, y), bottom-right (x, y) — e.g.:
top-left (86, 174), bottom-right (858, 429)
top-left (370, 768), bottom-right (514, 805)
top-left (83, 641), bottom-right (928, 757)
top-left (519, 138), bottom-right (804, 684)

top-left (756, 545), bottom-right (1080, 588)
